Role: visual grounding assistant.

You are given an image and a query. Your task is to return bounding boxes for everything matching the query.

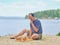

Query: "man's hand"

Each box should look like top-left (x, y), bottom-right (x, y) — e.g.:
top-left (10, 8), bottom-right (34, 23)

top-left (30, 20), bottom-right (38, 32)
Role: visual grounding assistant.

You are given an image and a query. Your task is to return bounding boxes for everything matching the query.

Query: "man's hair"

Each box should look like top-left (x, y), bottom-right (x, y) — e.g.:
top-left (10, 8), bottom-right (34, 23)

top-left (29, 13), bottom-right (34, 17)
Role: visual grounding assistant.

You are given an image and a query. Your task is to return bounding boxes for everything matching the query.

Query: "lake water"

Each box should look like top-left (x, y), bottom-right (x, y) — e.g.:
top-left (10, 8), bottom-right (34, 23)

top-left (0, 19), bottom-right (60, 36)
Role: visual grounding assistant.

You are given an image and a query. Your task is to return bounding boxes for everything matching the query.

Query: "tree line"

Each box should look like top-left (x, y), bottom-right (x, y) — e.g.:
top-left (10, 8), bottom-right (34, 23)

top-left (25, 9), bottom-right (60, 19)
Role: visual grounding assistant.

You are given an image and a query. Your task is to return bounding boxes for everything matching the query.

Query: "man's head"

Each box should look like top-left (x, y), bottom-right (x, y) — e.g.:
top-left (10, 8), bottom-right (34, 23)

top-left (28, 13), bottom-right (35, 21)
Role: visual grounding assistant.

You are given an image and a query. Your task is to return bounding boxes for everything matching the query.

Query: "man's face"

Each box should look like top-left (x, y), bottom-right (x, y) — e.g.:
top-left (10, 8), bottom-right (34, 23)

top-left (28, 14), bottom-right (33, 21)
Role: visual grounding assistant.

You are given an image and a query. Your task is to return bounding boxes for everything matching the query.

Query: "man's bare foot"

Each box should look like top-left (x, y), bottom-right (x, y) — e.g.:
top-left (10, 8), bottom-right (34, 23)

top-left (10, 36), bottom-right (16, 39)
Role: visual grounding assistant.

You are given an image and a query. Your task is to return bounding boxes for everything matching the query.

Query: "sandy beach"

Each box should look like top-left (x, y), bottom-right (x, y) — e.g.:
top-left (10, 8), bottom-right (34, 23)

top-left (0, 35), bottom-right (60, 45)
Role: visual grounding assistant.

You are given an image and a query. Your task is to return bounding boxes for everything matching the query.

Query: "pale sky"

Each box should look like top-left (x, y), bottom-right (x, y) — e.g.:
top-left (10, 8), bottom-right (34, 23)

top-left (0, 0), bottom-right (60, 17)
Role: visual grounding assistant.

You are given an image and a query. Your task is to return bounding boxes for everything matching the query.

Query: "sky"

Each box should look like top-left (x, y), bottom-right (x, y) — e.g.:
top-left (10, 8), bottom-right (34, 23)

top-left (0, 0), bottom-right (60, 17)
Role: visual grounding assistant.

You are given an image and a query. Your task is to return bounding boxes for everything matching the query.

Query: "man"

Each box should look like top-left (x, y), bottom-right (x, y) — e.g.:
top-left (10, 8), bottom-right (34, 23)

top-left (11, 13), bottom-right (42, 40)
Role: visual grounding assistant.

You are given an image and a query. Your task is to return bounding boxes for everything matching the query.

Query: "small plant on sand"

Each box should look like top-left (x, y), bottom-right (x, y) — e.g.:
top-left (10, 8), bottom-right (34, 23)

top-left (56, 32), bottom-right (60, 36)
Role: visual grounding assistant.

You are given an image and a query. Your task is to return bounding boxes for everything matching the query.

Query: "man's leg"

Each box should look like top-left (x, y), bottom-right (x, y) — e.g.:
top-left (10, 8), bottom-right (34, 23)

top-left (10, 29), bottom-right (28, 39)
top-left (15, 29), bottom-right (28, 37)
top-left (31, 33), bottom-right (42, 40)
top-left (31, 34), bottom-right (39, 40)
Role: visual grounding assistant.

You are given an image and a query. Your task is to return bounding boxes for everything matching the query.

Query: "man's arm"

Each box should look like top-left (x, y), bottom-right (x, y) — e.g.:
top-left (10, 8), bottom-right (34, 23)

top-left (30, 21), bottom-right (38, 32)
top-left (29, 29), bottom-right (32, 36)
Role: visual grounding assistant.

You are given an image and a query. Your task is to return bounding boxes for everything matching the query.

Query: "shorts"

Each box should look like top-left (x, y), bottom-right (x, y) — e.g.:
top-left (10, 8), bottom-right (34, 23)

top-left (37, 34), bottom-right (42, 40)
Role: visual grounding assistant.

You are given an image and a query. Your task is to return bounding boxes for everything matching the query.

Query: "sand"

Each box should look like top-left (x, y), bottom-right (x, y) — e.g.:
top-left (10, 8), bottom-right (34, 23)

top-left (0, 35), bottom-right (60, 45)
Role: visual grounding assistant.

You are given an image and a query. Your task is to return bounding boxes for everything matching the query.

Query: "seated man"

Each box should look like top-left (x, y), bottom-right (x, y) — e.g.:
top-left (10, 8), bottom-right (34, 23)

top-left (10, 13), bottom-right (42, 40)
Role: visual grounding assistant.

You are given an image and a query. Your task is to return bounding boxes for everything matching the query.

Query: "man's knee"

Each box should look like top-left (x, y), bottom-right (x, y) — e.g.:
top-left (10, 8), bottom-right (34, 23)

top-left (31, 34), bottom-right (38, 40)
top-left (23, 29), bottom-right (28, 33)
